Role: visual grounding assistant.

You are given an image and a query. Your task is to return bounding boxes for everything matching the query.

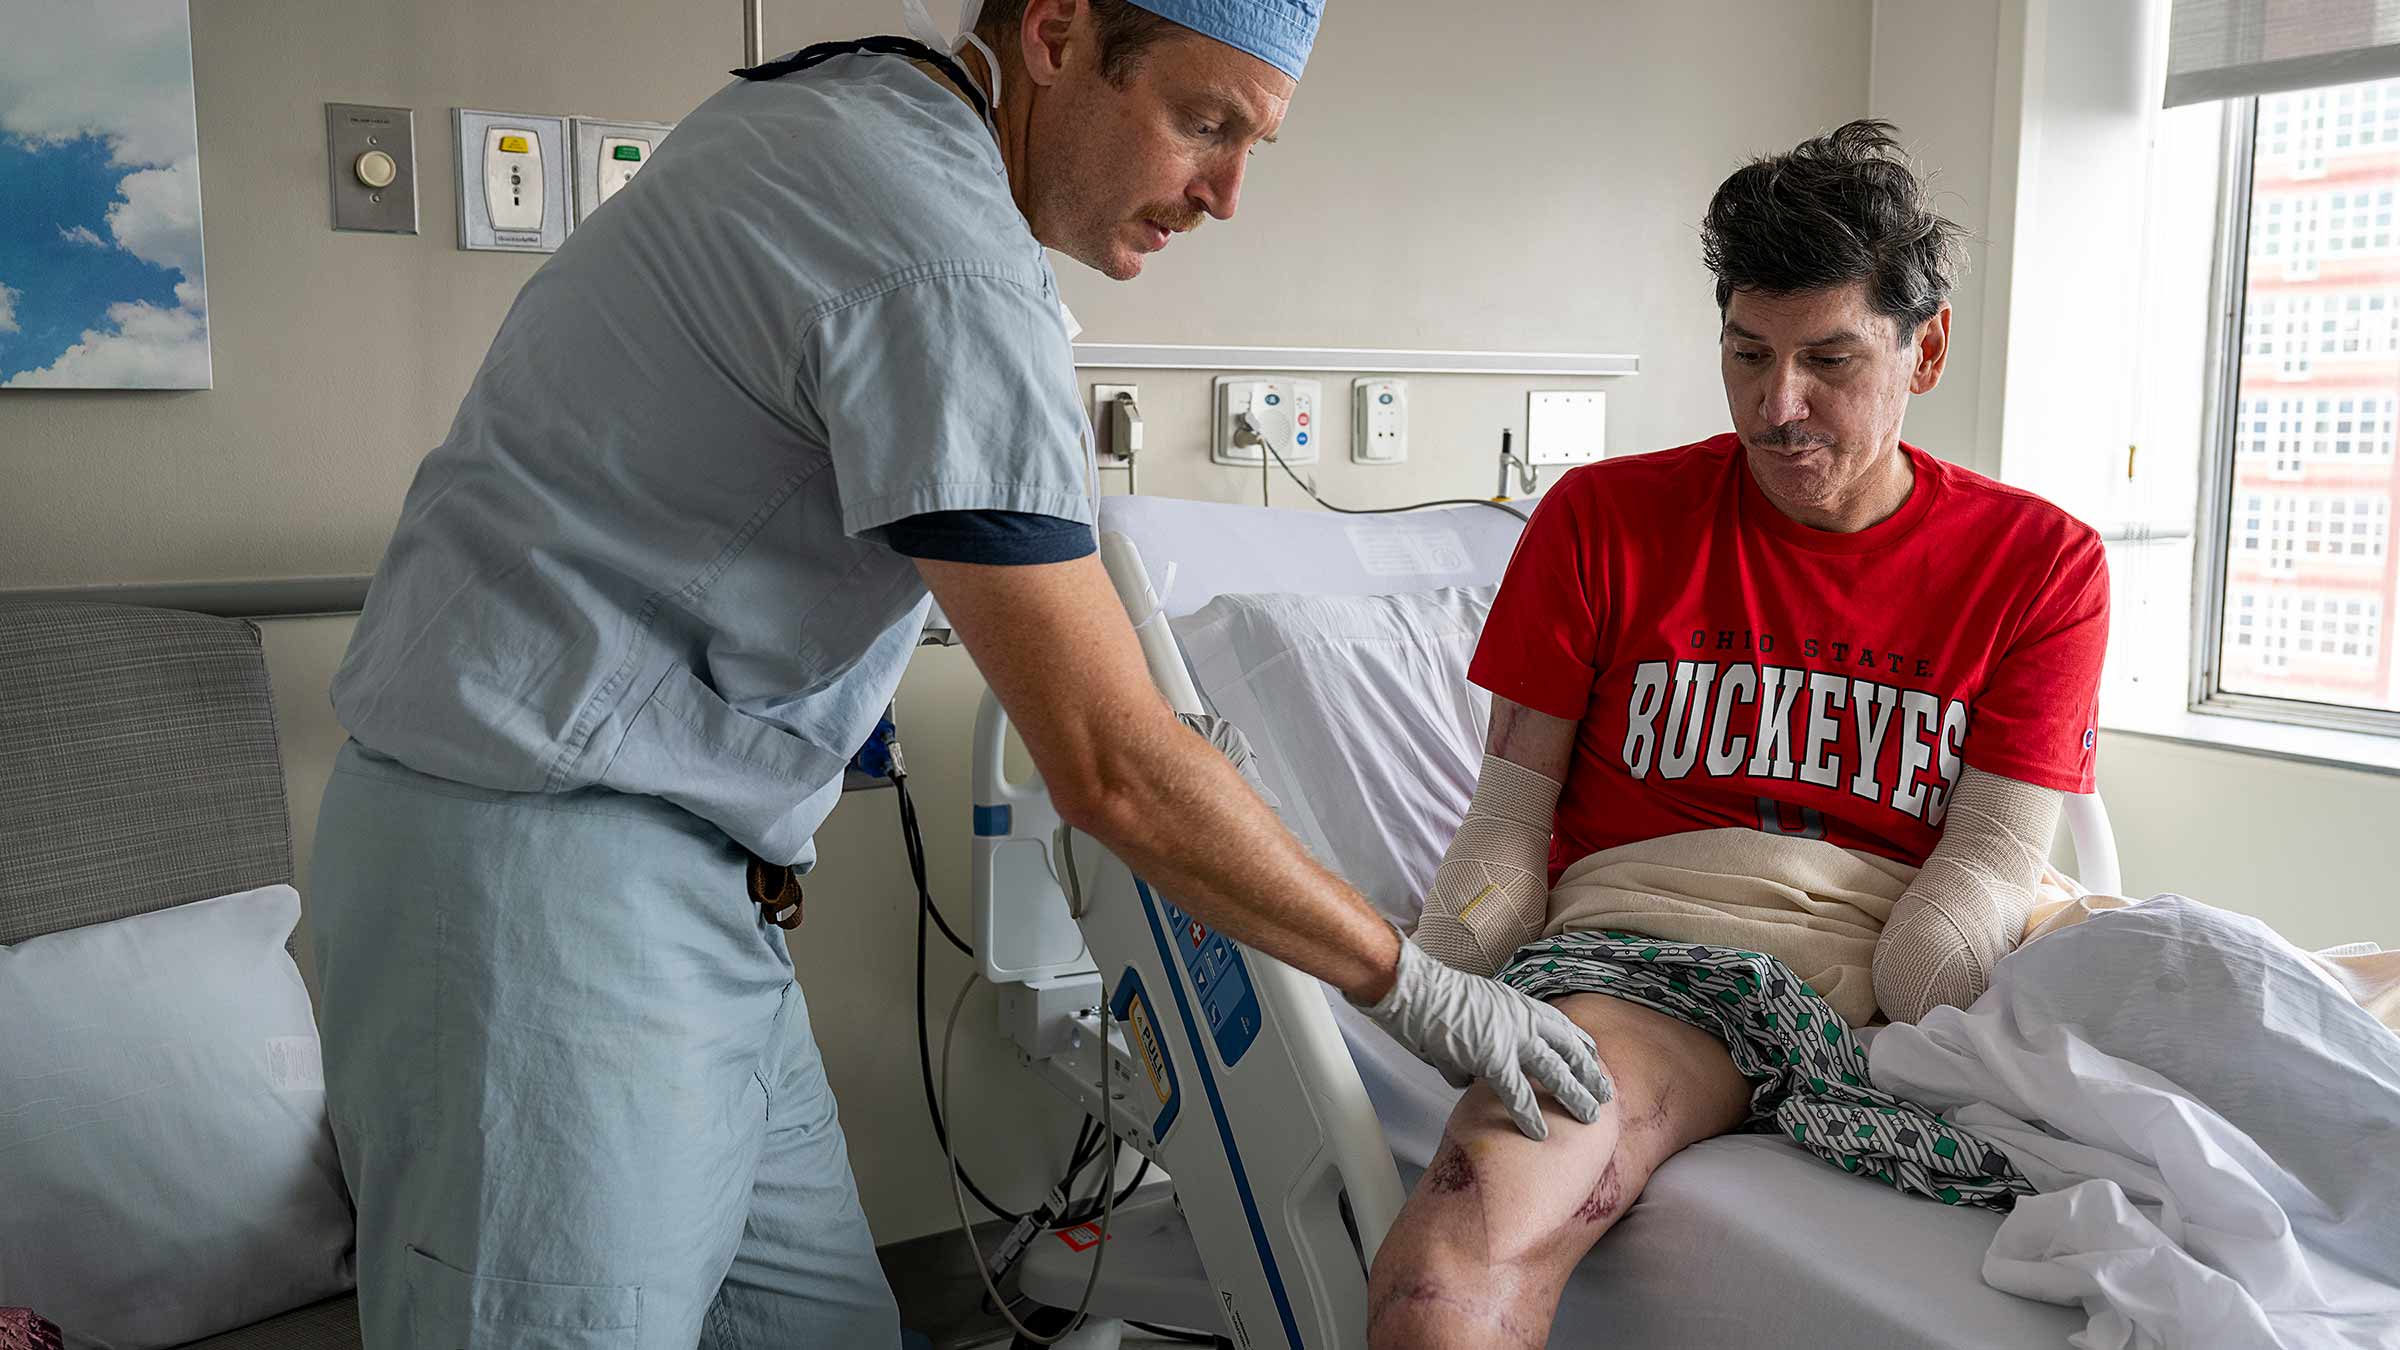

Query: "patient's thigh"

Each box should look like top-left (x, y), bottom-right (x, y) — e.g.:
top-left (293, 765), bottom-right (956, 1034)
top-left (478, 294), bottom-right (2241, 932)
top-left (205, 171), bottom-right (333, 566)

top-left (1414, 992), bottom-right (1751, 1269)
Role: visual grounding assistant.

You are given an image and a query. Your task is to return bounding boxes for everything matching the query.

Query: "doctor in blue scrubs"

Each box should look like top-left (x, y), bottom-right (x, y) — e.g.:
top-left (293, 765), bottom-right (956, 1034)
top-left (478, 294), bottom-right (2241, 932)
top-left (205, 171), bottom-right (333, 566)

top-left (309, 0), bottom-right (1608, 1342)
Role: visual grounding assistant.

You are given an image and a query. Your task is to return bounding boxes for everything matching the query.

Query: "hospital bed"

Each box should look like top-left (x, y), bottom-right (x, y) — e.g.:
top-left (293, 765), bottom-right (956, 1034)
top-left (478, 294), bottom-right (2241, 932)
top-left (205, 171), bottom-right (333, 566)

top-left (970, 493), bottom-right (2113, 1348)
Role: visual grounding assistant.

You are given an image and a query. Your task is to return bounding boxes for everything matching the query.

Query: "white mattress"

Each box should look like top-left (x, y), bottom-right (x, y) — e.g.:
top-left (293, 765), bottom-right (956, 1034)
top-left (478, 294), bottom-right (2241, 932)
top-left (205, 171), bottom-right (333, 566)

top-left (1136, 496), bottom-right (2084, 1346)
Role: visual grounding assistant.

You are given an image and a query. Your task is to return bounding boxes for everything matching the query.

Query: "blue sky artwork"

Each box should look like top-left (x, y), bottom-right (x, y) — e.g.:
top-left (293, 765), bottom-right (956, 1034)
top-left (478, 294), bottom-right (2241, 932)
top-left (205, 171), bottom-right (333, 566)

top-left (0, 0), bottom-right (211, 389)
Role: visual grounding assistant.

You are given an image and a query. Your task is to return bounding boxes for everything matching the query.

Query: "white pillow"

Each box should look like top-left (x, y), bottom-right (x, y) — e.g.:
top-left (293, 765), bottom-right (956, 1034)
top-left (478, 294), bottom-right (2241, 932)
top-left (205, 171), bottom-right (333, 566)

top-left (0, 884), bottom-right (354, 1348)
top-left (1171, 586), bottom-right (1495, 929)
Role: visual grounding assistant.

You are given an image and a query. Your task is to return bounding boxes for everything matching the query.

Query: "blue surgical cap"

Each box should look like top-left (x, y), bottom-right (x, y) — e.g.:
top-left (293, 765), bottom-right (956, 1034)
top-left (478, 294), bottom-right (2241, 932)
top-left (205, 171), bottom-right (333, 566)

top-left (1127, 0), bottom-right (1323, 80)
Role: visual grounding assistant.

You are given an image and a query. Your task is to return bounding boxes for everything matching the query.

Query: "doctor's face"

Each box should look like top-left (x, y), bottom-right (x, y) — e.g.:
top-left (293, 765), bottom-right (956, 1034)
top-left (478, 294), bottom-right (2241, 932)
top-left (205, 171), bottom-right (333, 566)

top-left (1023, 28), bottom-right (1291, 280)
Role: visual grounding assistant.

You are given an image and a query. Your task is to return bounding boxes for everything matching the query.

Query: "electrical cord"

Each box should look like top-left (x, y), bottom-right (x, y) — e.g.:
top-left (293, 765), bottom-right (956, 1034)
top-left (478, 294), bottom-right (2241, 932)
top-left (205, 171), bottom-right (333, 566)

top-left (892, 757), bottom-right (1138, 1246)
top-left (893, 770), bottom-right (974, 958)
top-left (947, 969), bottom-right (1119, 1345)
top-left (884, 723), bottom-right (1137, 1333)
top-left (899, 767), bottom-right (1023, 1224)
top-left (1234, 409), bottom-right (1530, 523)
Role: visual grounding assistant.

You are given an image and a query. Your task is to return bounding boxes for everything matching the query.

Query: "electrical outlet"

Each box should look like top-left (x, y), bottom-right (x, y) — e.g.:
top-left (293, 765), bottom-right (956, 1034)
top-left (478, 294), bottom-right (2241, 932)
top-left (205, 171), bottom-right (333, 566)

top-left (1353, 378), bottom-right (1407, 464)
top-left (1091, 383), bottom-right (1140, 466)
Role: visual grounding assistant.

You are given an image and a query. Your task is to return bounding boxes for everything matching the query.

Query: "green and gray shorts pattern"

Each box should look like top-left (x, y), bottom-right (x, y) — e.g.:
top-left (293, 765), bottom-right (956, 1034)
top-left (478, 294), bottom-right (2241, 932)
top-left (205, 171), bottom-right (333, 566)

top-left (1498, 930), bottom-right (2033, 1212)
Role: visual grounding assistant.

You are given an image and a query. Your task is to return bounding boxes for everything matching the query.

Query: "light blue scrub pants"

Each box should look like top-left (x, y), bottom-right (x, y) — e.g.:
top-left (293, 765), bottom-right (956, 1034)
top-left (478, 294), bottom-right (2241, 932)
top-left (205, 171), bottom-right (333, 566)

top-left (309, 742), bottom-right (901, 1348)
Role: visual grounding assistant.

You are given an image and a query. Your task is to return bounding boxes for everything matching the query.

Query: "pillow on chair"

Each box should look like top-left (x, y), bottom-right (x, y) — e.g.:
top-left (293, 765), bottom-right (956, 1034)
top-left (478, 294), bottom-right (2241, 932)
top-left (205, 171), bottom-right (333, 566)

top-left (0, 885), bottom-right (353, 1348)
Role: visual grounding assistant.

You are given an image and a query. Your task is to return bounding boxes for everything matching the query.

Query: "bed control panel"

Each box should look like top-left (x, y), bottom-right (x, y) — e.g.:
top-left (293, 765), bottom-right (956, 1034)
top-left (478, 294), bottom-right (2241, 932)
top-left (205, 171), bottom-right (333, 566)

top-left (1154, 892), bottom-right (1264, 1067)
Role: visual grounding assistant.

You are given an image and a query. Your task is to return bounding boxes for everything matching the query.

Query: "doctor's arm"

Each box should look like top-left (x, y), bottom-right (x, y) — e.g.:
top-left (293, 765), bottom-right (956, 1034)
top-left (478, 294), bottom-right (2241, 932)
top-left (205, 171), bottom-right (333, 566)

top-left (918, 553), bottom-right (1613, 1139)
top-left (1872, 767), bottom-right (2062, 1023)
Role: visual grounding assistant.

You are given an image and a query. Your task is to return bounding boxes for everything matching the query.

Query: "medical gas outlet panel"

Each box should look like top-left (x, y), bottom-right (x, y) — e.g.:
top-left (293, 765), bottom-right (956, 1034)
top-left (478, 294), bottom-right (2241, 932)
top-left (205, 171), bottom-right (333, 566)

top-left (571, 117), bottom-right (673, 224)
top-left (448, 110), bottom-right (673, 253)
top-left (455, 111), bottom-right (569, 252)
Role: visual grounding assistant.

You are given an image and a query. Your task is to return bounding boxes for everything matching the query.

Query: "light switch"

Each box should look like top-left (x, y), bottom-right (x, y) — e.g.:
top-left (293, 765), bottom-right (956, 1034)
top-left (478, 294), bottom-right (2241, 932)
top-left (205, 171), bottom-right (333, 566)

top-left (455, 109), bottom-right (569, 252)
top-left (571, 117), bottom-right (675, 223)
top-left (325, 103), bottom-right (417, 234)
top-left (354, 150), bottom-right (397, 188)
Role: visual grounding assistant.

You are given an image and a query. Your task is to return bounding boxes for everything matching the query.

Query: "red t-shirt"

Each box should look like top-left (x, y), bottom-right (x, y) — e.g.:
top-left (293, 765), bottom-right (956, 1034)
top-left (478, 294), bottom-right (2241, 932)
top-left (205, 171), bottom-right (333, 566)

top-left (1468, 434), bottom-right (2109, 881)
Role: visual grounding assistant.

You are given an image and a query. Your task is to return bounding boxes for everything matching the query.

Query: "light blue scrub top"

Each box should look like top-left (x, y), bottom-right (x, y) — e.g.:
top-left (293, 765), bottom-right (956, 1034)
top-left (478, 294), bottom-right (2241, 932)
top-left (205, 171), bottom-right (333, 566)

top-left (331, 53), bottom-right (1093, 868)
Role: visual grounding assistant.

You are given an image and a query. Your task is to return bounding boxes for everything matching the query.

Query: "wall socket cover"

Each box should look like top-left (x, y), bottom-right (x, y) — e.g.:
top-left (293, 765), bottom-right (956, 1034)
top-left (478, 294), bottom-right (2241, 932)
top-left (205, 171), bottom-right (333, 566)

top-left (455, 108), bottom-right (570, 253)
top-left (1526, 390), bottom-right (1608, 466)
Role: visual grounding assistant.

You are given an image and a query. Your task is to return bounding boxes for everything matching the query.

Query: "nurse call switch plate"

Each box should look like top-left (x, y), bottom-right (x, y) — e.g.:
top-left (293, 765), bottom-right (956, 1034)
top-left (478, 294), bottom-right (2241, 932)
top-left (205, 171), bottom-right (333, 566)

top-left (455, 109), bottom-right (569, 252)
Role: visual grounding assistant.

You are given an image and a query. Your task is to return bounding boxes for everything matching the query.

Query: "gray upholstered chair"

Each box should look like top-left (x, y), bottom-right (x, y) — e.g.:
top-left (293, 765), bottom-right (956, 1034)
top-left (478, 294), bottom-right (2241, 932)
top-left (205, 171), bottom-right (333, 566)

top-left (0, 602), bottom-right (361, 1348)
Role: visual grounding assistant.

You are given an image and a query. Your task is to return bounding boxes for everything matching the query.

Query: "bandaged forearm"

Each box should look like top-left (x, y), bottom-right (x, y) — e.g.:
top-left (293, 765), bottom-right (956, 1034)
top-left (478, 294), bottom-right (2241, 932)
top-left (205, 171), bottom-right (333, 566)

top-left (1874, 767), bottom-right (2062, 1023)
top-left (1410, 754), bottom-right (1563, 978)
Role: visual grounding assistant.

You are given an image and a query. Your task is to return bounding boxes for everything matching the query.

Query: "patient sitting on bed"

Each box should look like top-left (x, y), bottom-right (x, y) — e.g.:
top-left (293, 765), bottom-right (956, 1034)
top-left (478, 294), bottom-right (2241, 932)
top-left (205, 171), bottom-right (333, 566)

top-left (1365, 119), bottom-right (2109, 1349)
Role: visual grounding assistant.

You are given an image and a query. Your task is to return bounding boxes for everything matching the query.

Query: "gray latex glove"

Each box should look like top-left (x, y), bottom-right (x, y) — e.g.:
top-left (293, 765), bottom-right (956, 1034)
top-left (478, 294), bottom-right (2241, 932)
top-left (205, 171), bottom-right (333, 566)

top-left (1353, 936), bottom-right (1613, 1140)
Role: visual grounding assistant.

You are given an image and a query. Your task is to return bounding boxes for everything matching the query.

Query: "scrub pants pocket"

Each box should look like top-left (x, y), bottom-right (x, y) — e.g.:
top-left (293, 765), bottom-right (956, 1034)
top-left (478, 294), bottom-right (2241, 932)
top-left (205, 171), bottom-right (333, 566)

top-left (405, 1245), bottom-right (640, 1348)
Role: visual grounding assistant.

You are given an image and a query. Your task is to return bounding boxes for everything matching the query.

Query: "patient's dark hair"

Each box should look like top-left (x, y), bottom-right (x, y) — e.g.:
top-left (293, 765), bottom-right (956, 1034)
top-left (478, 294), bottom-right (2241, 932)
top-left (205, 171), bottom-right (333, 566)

top-left (975, 0), bottom-right (1188, 85)
top-left (1700, 119), bottom-right (1965, 345)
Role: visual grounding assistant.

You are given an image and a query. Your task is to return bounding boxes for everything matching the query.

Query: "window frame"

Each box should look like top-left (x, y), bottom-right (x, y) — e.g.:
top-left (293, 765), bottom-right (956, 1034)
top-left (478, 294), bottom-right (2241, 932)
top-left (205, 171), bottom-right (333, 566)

top-left (2192, 95), bottom-right (2400, 740)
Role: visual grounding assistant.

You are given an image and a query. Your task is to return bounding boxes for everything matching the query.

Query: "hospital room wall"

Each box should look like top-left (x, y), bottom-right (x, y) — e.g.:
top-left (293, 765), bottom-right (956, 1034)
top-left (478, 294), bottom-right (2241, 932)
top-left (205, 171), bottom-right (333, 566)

top-left (1872, 0), bottom-right (2400, 950)
top-left (0, 0), bottom-right (1875, 1247)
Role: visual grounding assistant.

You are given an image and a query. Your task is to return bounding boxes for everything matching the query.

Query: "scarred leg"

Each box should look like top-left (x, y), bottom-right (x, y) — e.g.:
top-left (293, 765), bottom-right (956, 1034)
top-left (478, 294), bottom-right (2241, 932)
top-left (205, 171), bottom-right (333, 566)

top-left (1366, 993), bottom-right (1749, 1349)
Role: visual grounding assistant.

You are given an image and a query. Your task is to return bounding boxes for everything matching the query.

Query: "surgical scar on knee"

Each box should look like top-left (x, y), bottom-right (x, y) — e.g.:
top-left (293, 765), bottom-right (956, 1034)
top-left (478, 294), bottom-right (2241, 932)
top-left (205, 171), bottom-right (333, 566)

top-left (1368, 1279), bottom-right (1544, 1349)
top-left (1573, 1157), bottom-right (1625, 1224)
top-left (1423, 1138), bottom-right (1476, 1195)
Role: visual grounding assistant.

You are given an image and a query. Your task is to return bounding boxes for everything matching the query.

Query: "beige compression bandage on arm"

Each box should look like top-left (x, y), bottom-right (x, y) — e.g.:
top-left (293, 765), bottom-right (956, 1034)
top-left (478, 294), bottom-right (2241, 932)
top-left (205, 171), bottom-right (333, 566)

top-left (1873, 766), bottom-right (2064, 1023)
top-left (1410, 754), bottom-right (1564, 979)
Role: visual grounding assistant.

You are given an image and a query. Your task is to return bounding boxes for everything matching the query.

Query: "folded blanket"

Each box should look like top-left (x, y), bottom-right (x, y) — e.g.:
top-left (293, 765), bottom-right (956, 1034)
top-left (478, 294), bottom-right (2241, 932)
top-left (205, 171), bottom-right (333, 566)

top-left (1546, 830), bottom-right (2399, 1033)
top-left (1543, 828), bottom-right (1917, 1027)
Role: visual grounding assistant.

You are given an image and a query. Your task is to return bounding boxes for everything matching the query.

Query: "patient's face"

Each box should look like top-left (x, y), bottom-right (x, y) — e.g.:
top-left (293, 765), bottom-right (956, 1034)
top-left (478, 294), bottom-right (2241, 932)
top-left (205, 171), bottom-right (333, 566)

top-left (1719, 283), bottom-right (1948, 532)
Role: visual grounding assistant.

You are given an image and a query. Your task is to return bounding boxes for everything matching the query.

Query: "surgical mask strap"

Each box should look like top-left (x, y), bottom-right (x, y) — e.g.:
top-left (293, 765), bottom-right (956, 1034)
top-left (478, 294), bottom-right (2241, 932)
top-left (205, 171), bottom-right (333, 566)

top-left (956, 30), bottom-right (1004, 131)
top-left (901, 0), bottom-right (1002, 136)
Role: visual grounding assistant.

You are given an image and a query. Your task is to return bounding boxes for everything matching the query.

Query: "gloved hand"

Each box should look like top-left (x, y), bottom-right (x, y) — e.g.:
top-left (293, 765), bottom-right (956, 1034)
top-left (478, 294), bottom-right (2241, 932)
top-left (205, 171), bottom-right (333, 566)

top-left (1353, 936), bottom-right (1612, 1140)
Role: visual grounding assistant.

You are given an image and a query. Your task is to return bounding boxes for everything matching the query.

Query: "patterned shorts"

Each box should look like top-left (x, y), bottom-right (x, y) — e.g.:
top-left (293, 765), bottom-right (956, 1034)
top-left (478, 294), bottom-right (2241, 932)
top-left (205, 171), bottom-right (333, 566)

top-left (1498, 930), bottom-right (2033, 1211)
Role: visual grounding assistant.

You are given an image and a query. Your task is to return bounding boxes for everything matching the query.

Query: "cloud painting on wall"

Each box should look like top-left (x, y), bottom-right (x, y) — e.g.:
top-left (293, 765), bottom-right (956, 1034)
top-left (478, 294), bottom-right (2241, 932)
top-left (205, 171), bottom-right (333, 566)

top-left (0, 0), bottom-right (211, 390)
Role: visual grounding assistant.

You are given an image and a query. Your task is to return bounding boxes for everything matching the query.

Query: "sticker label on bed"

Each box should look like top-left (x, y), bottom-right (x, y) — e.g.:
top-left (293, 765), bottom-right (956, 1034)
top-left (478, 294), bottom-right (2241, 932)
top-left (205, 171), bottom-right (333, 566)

top-left (1347, 522), bottom-right (1471, 577)
top-left (1111, 969), bottom-right (1182, 1145)
top-left (1153, 894), bottom-right (1263, 1067)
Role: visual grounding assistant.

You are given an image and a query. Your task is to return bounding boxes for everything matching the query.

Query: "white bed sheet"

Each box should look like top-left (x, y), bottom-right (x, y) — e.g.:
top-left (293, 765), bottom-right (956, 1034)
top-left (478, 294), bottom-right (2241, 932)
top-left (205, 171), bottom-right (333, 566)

top-left (1166, 569), bottom-right (2083, 1346)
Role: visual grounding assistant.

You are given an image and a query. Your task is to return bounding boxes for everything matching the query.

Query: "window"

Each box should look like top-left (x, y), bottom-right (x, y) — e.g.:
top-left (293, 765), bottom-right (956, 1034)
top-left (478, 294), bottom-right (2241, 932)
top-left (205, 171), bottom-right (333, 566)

top-left (2203, 76), bottom-right (2400, 730)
